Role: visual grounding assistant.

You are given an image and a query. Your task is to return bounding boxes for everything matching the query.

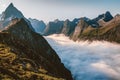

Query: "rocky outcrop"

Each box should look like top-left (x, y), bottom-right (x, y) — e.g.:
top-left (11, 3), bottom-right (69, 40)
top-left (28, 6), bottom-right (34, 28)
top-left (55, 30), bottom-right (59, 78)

top-left (0, 3), bottom-right (34, 31)
top-left (103, 11), bottom-right (113, 22)
top-left (78, 14), bottom-right (120, 43)
top-left (43, 18), bottom-right (79, 36)
top-left (1, 3), bottom-right (24, 20)
top-left (92, 11), bottom-right (113, 22)
top-left (29, 18), bottom-right (46, 34)
top-left (62, 19), bottom-right (76, 36)
top-left (86, 11), bottom-right (113, 28)
top-left (71, 18), bottom-right (89, 41)
top-left (0, 18), bottom-right (73, 80)
top-left (43, 19), bottom-right (64, 36)
top-left (0, 3), bottom-right (24, 29)
top-left (70, 12), bottom-right (119, 43)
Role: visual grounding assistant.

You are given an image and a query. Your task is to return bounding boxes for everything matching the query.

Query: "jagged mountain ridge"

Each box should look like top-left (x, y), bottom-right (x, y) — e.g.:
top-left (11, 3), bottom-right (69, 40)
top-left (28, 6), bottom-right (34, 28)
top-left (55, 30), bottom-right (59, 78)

top-left (0, 3), bottom-right (24, 29)
top-left (43, 19), bottom-right (64, 36)
top-left (0, 18), bottom-right (73, 80)
top-left (3, 3), bottom-right (117, 43)
top-left (43, 11), bottom-right (114, 36)
top-left (29, 18), bottom-right (46, 34)
top-left (43, 18), bottom-right (79, 36)
top-left (77, 14), bottom-right (120, 43)
top-left (42, 11), bottom-right (120, 43)
top-left (71, 18), bottom-right (89, 41)
top-left (0, 3), bottom-right (34, 31)
top-left (61, 19), bottom-right (77, 36)
top-left (1, 3), bottom-right (24, 20)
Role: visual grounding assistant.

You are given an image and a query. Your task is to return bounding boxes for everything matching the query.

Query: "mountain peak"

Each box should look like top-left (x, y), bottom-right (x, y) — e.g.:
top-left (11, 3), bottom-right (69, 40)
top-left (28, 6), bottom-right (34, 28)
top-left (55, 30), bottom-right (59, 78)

top-left (1, 3), bottom-right (24, 20)
top-left (105, 11), bottom-right (112, 17)
top-left (8, 3), bottom-right (14, 8)
top-left (5, 3), bottom-right (15, 12)
top-left (105, 11), bottom-right (111, 14)
top-left (103, 11), bottom-right (113, 22)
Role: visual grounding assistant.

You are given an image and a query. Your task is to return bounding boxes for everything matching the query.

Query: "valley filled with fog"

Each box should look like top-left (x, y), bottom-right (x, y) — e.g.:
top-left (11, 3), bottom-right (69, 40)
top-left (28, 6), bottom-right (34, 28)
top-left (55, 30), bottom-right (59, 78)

top-left (45, 34), bottom-right (120, 80)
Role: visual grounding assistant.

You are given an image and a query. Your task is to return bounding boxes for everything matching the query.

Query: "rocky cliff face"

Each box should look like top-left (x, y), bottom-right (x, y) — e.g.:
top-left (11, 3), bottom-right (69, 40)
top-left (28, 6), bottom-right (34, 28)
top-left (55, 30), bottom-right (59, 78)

top-left (0, 18), bottom-right (73, 80)
top-left (29, 18), bottom-right (46, 34)
top-left (41, 11), bottom-right (119, 43)
top-left (43, 19), bottom-right (63, 36)
top-left (62, 19), bottom-right (76, 36)
top-left (71, 18), bottom-right (89, 41)
top-left (0, 3), bottom-right (24, 30)
top-left (78, 14), bottom-right (120, 43)
top-left (0, 3), bottom-right (35, 32)
top-left (92, 11), bottom-right (113, 23)
top-left (103, 11), bottom-right (113, 22)
top-left (43, 19), bottom-right (78, 36)
top-left (84, 11), bottom-right (113, 28)
top-left (70, 12), bottom-right (120, 43)
top-left (1, 3), bottom-right (24, 20)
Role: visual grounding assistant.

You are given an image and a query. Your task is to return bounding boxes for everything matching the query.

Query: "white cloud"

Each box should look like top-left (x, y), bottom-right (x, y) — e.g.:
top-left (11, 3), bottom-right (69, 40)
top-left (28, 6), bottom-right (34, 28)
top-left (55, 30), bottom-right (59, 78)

top-left (45, 34), bottom-right (120, 80)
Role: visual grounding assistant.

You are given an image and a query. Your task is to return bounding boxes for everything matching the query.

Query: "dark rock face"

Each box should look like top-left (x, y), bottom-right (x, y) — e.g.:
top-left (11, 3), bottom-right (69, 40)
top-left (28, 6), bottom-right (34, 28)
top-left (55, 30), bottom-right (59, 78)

top-left (70, 14), bottom-right (120, 43)
top-left (1, 3), bottom-right (24, 20)
top-left (0, 18), bottom-right (73, 80)
top-left (93, 11), bottom-right (113, 22)
top-left (72, 18), bottom-right (80, 24)
top-left (62, 19), bottom-right (76, 36)
top-left (70, 12), bottom-right (119, 43)
top-left (103, 11), bottom-right (113, 22)
top-left (29, 18), bottom-right (46, 34)
top-left (43, 19), bottom-right (64, 36)
top-left (43, 19), bottom-right (79, 36)
top-left (0, 3), bottom-right (35, 32)
top-left (0, 3), bottom-right (24, 29)
top-left (87, 11), bottom-right (113, 28)
top-left (71, 18), bottom-right (89, 41)
top-left (78, 15), bottom-right (120, 43)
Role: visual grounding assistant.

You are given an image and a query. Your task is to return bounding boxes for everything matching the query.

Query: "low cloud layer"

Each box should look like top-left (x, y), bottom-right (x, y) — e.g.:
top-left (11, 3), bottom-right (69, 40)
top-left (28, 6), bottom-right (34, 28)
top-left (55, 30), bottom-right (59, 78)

top-left (45, 34), bottom-right (120, 80)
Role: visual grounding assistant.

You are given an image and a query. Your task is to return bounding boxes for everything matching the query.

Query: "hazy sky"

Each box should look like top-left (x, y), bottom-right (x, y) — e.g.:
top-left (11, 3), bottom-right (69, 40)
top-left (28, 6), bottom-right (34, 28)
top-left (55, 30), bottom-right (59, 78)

top-left (0, 0), bottom-right (120, 22)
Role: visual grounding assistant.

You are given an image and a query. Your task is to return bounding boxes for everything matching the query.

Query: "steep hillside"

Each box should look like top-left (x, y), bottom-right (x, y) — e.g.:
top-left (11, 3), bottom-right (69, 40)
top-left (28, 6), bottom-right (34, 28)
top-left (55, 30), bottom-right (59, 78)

top-left (29, 18), bottom-right (46, 34)
top-left (62, 19), bottom-right (76, 36)
top-left (71, 18), bottom-right (89, 41)
top-left (43, 19), bottom-right (63, 36)
top-left (79, 14), bottom-right (120, 43)
top-left (0, 3), bottom-right (34, 31)
top-left (0, 18), bottom-right (73, 80)
top-left (0, 3), bottom-right (24, 29)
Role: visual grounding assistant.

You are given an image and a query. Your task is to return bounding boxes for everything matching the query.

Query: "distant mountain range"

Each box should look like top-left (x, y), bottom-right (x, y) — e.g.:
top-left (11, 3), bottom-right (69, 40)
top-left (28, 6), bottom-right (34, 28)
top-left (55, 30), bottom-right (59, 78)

top-left (0, 3), bottom-right (119, 43)
top-left (0, 3), bottom-right (73, 80)
top-left (42, 11), bottom-right (120, 43)
top-left (74, 14), bottom-right (120, 43)
top-left (28, 18), bottom-right (46, 34)
top-left (43, 19), bottom-right (64, 35)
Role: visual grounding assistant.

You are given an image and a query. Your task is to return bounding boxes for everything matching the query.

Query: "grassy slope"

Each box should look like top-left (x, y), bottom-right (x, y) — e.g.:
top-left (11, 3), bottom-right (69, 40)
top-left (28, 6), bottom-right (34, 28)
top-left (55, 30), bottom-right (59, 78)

top-left (79, 18), bottom-right (120, 43)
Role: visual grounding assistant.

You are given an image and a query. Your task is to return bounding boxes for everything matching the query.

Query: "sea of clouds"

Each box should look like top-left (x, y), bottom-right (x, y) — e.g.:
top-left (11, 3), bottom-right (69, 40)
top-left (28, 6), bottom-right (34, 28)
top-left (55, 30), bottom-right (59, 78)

top-left (45, 34), bottom-right (120, 80)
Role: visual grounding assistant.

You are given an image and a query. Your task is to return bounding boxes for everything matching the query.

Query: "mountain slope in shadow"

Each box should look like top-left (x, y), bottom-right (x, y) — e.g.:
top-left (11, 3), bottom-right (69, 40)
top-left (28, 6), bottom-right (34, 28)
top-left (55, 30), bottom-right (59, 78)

top-left (0, 18), bottom-right (73, 80)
